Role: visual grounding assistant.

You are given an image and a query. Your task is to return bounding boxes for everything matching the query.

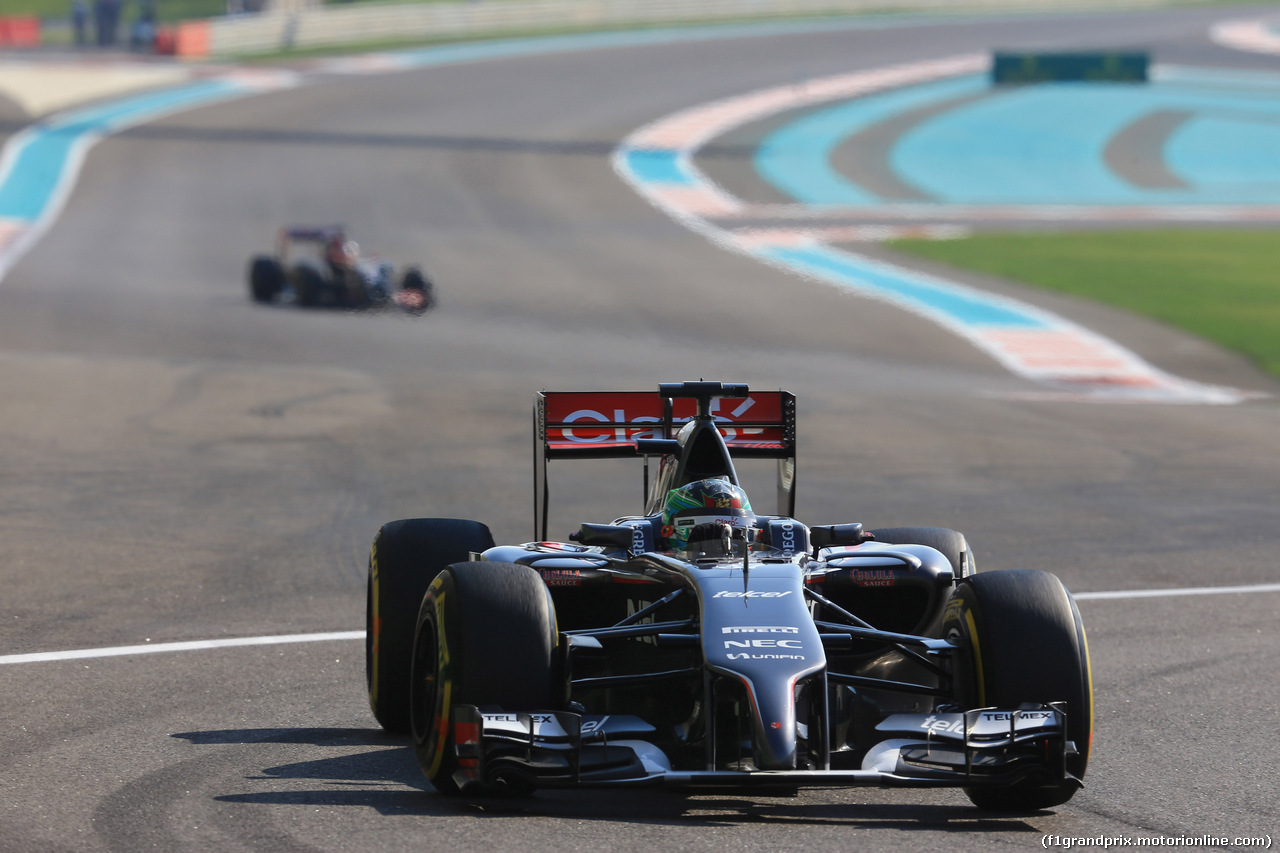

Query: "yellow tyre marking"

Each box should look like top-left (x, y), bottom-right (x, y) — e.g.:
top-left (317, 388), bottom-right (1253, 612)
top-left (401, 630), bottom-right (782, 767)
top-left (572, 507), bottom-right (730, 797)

top-left (964, 608), bottom-right (985, 705)
top-left (1081, 624), bottom-right (1095, 760)
top-left (426, 588), bottom-right (450, 779)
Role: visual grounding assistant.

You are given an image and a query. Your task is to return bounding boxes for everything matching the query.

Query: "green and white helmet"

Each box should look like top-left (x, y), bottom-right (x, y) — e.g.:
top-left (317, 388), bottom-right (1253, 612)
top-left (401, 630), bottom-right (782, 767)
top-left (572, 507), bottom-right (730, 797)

top-left (660, 478), bottom-right (755, 552)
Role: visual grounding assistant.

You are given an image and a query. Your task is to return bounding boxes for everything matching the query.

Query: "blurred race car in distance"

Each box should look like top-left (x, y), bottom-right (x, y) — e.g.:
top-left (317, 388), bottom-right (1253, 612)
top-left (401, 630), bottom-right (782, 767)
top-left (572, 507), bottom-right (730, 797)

top-left (248, 226), bottom-right (435, 313)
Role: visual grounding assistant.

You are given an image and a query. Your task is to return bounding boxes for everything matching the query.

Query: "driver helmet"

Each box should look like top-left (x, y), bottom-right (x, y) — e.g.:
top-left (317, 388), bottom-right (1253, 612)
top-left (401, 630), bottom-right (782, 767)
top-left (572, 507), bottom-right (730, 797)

top-left (660, 478), bottom-right (755, 553)
top-left (326, 236), bottom-right (358, 268)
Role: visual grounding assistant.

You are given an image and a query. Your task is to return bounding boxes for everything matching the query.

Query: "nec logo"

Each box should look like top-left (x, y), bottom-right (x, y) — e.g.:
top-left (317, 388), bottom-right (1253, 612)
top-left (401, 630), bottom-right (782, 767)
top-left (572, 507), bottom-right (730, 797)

top-left (723, 639), bottom-right (803, 649)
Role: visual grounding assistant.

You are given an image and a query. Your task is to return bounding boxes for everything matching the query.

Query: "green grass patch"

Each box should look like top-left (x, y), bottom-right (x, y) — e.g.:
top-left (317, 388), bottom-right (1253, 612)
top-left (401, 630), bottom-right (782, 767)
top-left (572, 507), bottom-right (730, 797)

top-left (889, 229), bottom-right (1280, 378)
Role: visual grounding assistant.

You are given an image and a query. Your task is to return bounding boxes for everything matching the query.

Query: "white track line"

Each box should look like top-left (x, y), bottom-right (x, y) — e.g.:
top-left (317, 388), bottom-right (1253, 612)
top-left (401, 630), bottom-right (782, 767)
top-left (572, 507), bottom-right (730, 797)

top-left (3, 583), bottom-right (1279, 666)
top-left (1072, 582), bottom-right (1280, 601)
top-left (0, 630), bottom-right (363, 666)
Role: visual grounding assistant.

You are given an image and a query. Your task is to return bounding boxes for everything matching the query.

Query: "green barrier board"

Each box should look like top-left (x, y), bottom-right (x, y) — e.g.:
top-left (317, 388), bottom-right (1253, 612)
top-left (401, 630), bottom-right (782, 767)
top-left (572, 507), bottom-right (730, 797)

top-left (992, 51), bottom-right (1149, 84)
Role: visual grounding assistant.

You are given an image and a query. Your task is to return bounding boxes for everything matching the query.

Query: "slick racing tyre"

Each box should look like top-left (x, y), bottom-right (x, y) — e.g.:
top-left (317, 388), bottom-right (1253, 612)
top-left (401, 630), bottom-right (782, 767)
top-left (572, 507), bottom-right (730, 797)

top-left (293, 264), bottom-right (325, 307)
top-left (248, 256), bottom-right (285, 303)
top-left (366, 518), bottom-right (494, 734)
top-left (944, 569), bottom-right (1094, 812)
top-left (867, 526), bottom-right (974, 578)
top-left (412, 561), bottom-right (558, 795)
top-left (398, 268), bottom-right (435, 314)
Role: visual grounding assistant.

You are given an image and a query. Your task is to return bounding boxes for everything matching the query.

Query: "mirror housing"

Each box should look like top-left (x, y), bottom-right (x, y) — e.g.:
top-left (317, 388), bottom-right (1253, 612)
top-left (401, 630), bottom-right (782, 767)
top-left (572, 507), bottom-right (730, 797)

top-left (570, 523), bottom-right (636, 550)
top-left (809, 523), bottom-right (870, 554)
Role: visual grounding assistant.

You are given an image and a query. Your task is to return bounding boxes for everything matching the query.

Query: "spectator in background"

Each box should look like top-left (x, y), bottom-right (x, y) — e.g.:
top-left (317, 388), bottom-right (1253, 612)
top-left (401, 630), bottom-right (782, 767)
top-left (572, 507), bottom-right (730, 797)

top-left (105, 0), bottom-right (121, 46)
top-left (93, 0), bottom-right (121, 46)
top-left (131, 0), bottom-right (156, 49)
top-left (93, 0), bottom-right (105, 45)
top-left (71, 0), bottom-right (88, 46)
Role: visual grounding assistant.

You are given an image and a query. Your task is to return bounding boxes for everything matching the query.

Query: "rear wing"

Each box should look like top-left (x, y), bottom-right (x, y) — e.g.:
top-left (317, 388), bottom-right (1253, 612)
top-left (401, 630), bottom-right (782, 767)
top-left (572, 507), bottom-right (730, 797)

top-left (275, 225), bottom-right (345, 257)
top-left (534, 388), bottom-right (796, 540)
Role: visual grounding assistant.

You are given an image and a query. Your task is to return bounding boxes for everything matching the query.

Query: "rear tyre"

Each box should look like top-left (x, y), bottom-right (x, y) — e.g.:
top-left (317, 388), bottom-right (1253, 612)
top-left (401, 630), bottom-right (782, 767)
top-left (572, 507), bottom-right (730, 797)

top-left (399, 267), bottom-right (436, 314)
top-left (412, 562), bottom-right (558, 795)
top-left (944, 569), bottom-right (1093, 811)
top-left (293, 264), bottom-right (325, 307)
top-left (365, 518), bottom-right (494, 734)
top-left (248, 256), bottom-right (285, 303)
top-left (866, 526), bottom-right (974, 577)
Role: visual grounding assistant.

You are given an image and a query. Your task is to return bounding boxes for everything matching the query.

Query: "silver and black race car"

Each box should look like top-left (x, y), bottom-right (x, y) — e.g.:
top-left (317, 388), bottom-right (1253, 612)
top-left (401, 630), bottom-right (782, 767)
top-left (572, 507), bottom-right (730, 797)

top-left (248, 226), bottom-right (434, 313)
top-left (365, 381), bottom-right (1093, 812)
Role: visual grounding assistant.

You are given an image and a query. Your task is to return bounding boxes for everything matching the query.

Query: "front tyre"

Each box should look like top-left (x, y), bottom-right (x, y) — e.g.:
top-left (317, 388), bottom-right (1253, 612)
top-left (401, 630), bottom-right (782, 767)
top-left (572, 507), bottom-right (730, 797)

top-left (293, 264), bottom-right (325, 307)
top-left (365, 518), bottom-right (494, 734)
top-left (248, 256), bottom-right (285, 303)
top-left (397, 267), bottom-right (435, 314)
top-left (412, 562), bottom-right (558, 795)
top-left (945, 569), bottom-right (1093, 811)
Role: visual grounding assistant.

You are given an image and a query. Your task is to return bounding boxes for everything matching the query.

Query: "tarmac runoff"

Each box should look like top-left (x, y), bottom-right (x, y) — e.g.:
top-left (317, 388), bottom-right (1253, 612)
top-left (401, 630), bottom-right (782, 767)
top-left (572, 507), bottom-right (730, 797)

top-left (0, 60), bottom-right (300, 280)
top-left (0, 17), bottom-right (973, 283)
top-left (1, 22), bottom-right (1277, 405)
top-left (754, 67), bottom-right (1280, 208)
top-left (613, 50), bottom-right (1280, 405)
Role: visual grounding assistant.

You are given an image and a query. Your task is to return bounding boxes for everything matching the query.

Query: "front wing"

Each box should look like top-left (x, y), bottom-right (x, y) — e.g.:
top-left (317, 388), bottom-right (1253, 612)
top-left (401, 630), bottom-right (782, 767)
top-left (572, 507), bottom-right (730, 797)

top-left (444, 704), bottom-right (1082, 794)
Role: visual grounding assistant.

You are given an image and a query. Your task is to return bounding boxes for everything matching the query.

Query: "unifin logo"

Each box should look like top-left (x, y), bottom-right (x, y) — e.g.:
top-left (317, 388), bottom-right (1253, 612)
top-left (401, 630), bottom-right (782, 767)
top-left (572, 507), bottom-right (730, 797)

top-left (722, 626), bottom-right (800, 634)
top-left (726, 653), bottom-right (805, 661)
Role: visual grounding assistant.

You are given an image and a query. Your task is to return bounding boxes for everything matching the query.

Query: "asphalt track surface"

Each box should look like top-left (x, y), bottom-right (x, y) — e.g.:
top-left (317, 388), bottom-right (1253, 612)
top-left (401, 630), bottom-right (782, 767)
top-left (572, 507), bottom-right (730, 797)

top-left (2, 6), bottom-right (1279, 852)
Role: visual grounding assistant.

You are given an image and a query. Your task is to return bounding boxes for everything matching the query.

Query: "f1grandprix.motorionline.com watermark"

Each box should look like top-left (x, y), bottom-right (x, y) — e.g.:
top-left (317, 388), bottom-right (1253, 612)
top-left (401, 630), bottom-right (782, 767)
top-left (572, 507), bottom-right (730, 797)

top-left (1043, 837), bottom-right (1272, 850)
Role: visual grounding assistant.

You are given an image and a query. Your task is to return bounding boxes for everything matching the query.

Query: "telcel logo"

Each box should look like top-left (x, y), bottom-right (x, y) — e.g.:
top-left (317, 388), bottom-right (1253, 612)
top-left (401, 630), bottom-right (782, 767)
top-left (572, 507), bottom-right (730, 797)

top-left (713, 590), bottom-right (791, 599)
top-left (580, 717), bottom-right (610, 735)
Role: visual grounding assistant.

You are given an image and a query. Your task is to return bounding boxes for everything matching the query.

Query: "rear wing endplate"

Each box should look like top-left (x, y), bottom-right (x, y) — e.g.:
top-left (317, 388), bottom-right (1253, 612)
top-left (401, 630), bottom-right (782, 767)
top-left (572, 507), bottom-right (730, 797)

top-left (534, 389), bottom-right (796, 540)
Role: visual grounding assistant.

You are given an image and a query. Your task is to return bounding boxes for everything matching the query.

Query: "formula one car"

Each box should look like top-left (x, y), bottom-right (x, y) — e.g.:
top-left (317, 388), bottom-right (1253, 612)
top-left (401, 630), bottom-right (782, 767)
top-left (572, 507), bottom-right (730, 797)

top-left (365, 381), bottom-right (1093, 812)
top-left (248, 226), bottom-right (434, 313)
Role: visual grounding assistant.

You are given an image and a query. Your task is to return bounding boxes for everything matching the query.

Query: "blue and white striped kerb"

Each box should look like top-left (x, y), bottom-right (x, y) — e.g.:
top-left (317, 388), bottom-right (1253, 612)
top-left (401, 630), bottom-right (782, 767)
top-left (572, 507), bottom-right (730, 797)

top-left (0, 68), bottom-right (299, 282)
top-left (613, 54), bottom-right (1267, 404)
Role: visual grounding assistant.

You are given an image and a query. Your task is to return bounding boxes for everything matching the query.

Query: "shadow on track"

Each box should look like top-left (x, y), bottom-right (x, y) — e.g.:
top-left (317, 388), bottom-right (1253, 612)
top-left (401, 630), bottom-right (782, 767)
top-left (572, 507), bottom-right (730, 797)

top-left (103, 123), bottom-right (757, 160)
top-left (171, 727), bottom-right (1044, 832)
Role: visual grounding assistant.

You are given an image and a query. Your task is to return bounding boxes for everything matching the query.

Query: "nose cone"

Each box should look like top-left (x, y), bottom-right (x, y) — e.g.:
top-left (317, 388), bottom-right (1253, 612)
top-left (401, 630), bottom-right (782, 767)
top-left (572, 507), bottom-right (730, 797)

top-left (698, 568), bottom-right (824, 770)
top-left (744, 675), bottom-right (801, 770)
